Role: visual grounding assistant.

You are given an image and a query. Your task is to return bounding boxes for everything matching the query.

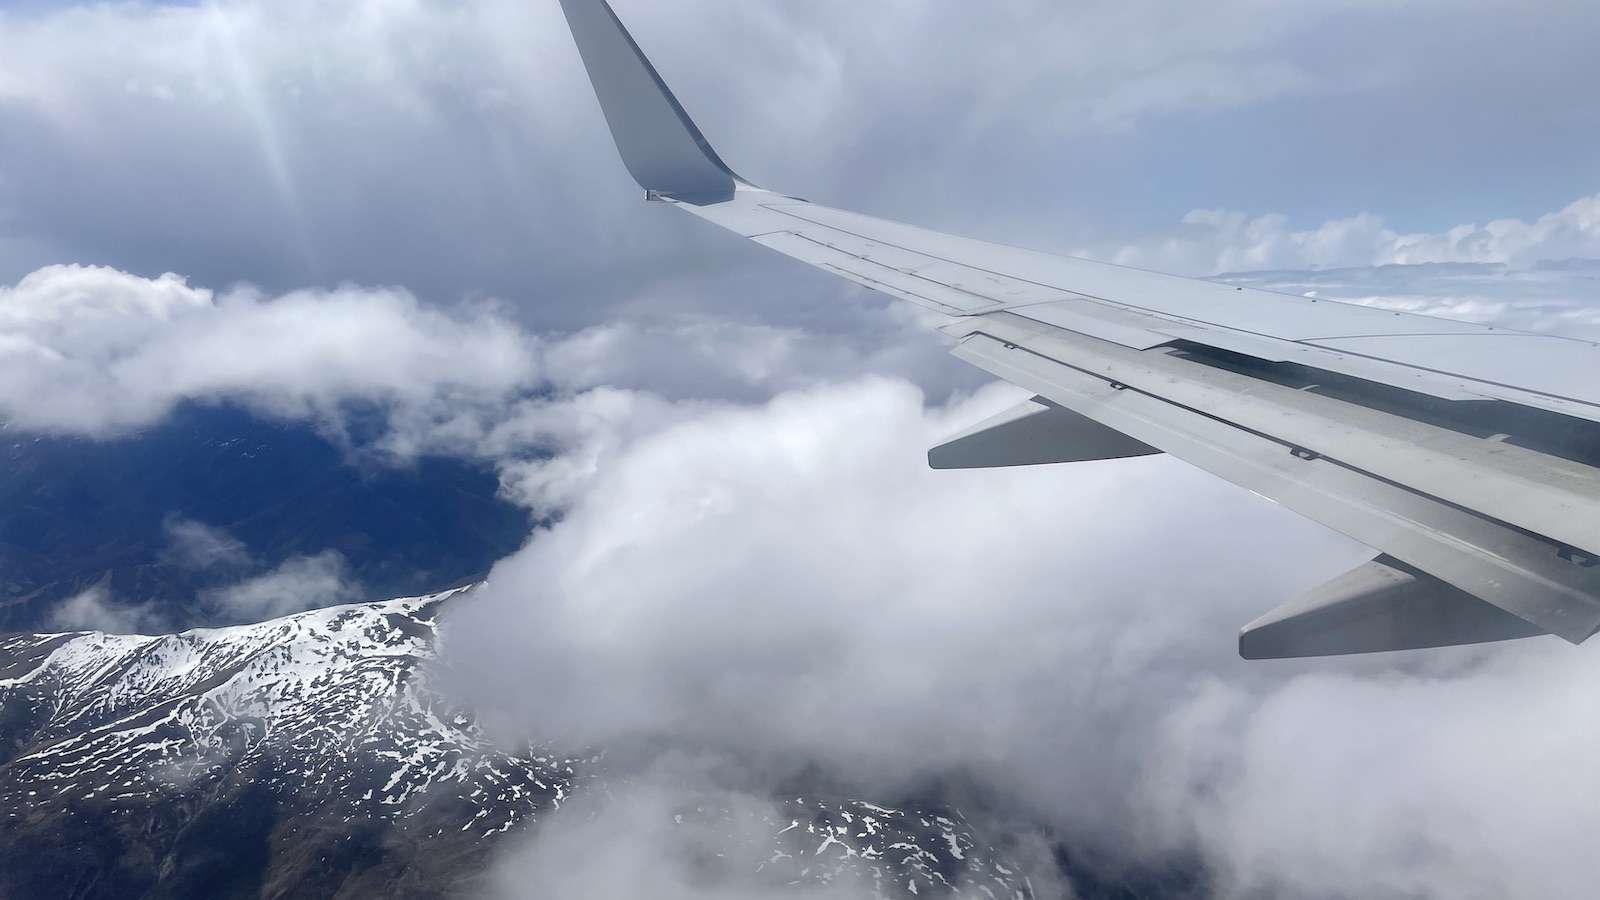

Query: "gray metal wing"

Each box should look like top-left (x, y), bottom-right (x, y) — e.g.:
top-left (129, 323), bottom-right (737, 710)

top-left (558, 0), bottom-right (1600, 658)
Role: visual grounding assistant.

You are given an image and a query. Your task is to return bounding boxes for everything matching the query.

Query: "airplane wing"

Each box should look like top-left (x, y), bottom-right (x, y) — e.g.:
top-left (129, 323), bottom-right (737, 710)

top-left (557, 0), bottom-right (1600, 658)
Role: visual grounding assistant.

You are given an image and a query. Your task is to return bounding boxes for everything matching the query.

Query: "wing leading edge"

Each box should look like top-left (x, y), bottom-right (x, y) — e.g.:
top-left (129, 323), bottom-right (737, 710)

top-left (557, 0), bottom-right (1600, 658)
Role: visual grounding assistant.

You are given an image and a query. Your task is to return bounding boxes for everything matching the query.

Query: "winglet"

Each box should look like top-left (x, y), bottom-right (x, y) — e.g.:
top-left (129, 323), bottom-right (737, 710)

top-left (558, 0), bottom-right (750, 203)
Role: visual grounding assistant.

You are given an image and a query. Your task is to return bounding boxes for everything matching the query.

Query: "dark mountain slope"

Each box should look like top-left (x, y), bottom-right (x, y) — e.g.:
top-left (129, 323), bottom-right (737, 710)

top-left (0, 403), bottom-right (530, 632)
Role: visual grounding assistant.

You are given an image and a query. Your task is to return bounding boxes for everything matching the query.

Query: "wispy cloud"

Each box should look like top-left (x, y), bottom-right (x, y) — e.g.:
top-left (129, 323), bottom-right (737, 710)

top-left (162, 517), bottom-right (252, 571)
top-left (48, 583), bottom-right (169, 635)
top-left (202, 550), bottom-right (361, 623)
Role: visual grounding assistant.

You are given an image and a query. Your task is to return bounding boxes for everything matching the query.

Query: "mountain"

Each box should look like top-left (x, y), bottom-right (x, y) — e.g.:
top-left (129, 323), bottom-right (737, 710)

top-left (0, 403), bottom-right (532, 633)
top-left (0, 589), bottom-right (1036, 899)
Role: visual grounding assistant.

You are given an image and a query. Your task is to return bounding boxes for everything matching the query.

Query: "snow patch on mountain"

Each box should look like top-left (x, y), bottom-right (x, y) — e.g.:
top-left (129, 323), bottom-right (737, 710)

top-left (0, 589), bottom-right (583, 837)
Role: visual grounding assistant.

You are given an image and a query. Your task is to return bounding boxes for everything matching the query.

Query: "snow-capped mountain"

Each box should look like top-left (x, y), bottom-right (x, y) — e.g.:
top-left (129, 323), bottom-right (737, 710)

top-left (0, 590), bottom-right (1034, 899)
top-left (1, 589), bottom-right (577, 830)
top-left (714, 796), bottom-right (1035, 899)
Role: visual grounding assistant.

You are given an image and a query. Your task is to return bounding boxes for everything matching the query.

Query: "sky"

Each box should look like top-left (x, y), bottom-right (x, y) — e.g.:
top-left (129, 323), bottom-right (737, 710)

top-left (4, 0), bottom-right (1600, 898)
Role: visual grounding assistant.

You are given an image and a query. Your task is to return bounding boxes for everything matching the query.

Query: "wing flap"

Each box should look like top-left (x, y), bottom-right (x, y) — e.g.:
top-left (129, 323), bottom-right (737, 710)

top-left (948, 329), bottom-right (1600, 643)
top-left (952, 312), bottom-right (1600, 561)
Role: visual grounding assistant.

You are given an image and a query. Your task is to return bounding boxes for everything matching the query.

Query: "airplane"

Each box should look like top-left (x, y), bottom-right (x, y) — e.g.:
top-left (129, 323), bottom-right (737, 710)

top-left (556, 0), bottom-right (1600, 659)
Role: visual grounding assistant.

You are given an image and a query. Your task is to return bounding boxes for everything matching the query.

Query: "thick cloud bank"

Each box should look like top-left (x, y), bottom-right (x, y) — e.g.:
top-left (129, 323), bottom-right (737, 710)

top-left (0, 263), bottom-right (969, 461)
top-left (1142, 652), bottom-right (1600, 900)
top-left (0, 264), bottom-right (536, 443)
top-left (449, 374), bottom-right (1597, 899)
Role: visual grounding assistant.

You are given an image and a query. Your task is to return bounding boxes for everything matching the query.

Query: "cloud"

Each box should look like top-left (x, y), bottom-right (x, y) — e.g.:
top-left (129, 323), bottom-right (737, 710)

top-left (203, 550), bottom-right (361, 623)
top-left (0, 263), bottom-right (538, 448)
top-left (483, 768), bottom-right (881, 900)
top-left (539, 309), bottom-right (950, 403)
top-left (162, 517), bottom-right (252, 571)
top-left (0, 263), bottom-right (981, 470)
top-left (1137, 649), bottom-right (1600, 900)
top-left (481, 752), bottom-right (1072, 900)
top-left (444, 377), bottom-right (1366, 858)
top-left (443, 364), bottom-right (1600, 899)
top-left (1095, 192), bottom-right (1600, 275)
top-left (48, 583), bottom-right (169, 635)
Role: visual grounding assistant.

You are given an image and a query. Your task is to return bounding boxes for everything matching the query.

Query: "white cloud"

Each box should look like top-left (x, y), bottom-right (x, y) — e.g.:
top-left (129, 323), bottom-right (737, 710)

top-left (444, 376), bottom-right (1363, 838)
top-left (48, 583), bottom-right (169, 635)
top-left (1138, 650), bottom-right (1600, 899)
top-left (1099, 193), bottom-right (1600, 275)
top-left (162, 518), bottom-right (252, 571)
top-left (203, 550), bottom-right (361, 623)
top-left (445, 365), bottom-right (1600, 899)
top-left (0, 263), bottom-right (979, 470)
top-left (0, 264), bottom-right (537, 448)
top-left (485, 767), bottom-right (886, 900)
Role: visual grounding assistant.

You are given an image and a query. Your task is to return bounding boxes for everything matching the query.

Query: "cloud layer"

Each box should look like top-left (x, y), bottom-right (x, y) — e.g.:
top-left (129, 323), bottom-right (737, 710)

top-left (0, 264), bottom-right (537, 444)
top-left (1140, 649), bottom-right (1600, 899)
top-left (448, 369), bottom-right (1599, 899)
top-left (1099, 192), bottom-right (1600, 276)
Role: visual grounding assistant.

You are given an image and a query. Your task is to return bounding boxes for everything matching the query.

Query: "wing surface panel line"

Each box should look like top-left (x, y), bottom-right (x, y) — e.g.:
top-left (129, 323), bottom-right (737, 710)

top-left (737, 200), bottom-right (1600, 418)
